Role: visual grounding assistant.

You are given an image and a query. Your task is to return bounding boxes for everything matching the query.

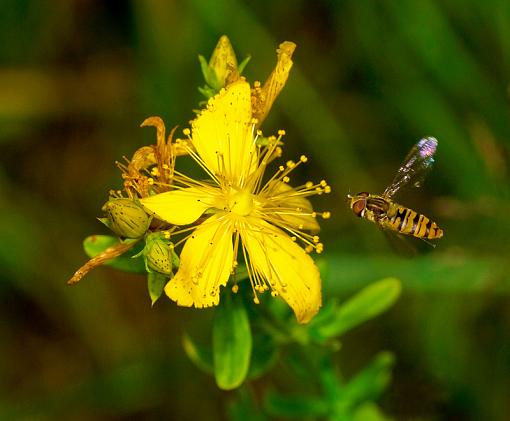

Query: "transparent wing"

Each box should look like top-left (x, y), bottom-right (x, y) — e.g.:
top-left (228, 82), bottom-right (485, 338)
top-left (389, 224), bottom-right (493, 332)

top-left (383, 137), bottom-right (438, 199)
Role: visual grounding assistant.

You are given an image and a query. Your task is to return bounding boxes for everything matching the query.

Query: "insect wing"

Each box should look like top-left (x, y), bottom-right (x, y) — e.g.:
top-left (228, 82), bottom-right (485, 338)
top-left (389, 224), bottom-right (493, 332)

top-left (383, 137), bottom-right (438, 199)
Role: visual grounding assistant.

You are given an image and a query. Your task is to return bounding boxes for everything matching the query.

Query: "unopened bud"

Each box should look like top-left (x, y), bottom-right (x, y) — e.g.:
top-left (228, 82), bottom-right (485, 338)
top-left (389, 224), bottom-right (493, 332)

top-left (142, 233), bottom-right (179, 276)
top-left (100, 198), bottom-right (150, 239)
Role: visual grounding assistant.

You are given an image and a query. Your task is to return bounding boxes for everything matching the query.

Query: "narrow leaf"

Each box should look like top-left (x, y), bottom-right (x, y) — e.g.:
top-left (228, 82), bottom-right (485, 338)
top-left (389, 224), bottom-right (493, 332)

top-left (248, 333), bottom-right (278, 380)
top-left (352, 402), bottom-right (390, 421)
top-left (228, 388), bottom-right (267, 421)
top-left (213, 293), bottom-right (252, 390)
top-left (313, 278), bottom-right (401, 339)
top-left (340, 352), bottom-right (395, 407)
top-left (182, 333), bottom-right (214, 375)
top-left (147, 272), bottom-right (167, 305)
top-left (265, 392), bottom-right (328, 418)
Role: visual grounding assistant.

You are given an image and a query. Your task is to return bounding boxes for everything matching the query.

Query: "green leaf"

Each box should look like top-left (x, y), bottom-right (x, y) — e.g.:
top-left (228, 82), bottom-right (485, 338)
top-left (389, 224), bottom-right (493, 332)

top-left (318, 356), bottom-right (343, 402)
top-left (147, 272), bottom-right (167, 305)
top-left (237, 55), bottom-right (251, 75)
top-left (247, 333), bottom-right (278, 380)
top-left (352, 402), bottom-right (391, 421)
top-left (340, 352), bottom-right (395, 408)
top-left (264, 392), bottom-right (328, 418)
top-left (83, 235), bottom-right (146, 273)
top-left (213, 293), bottom-right (252, 390)
top-left (198, 54), bottom-right (217, 88)
top-left (312, 278), bottom-right (401, 339)
top-left (182, 333), bottom-right (214, 375)
top-left (228, 388), bottom-right (267, 421)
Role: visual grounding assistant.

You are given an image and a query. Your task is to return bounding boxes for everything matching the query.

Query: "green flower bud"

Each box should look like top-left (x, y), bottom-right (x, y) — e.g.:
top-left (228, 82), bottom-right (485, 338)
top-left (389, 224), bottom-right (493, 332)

top-left (140, 232), bottom-right (180, 276)
top-left (145, 236), bottom-right (173, 275)
top-left (100, 198), bottom-right (150, 239)
top-left (198, 35), bottom-right (251, 98)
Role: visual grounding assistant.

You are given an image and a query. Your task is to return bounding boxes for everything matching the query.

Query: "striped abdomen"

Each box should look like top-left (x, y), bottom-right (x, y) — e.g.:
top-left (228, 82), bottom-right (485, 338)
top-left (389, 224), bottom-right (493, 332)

top-left (385, 204), bottom-right (443, 239)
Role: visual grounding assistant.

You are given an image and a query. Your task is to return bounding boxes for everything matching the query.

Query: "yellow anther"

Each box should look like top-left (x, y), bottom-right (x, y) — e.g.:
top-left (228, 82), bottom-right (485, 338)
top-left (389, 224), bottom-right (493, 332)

top-left (316, 243), bottom-right (324, 254)
top-left (324, 186), bottom-right (332, 193)
top-left (256, 130), bottom-right (263, 136)
top-left (148, 178), bottom-right (154, 185)
top-left (300, 155), bottom-right (308, 163)
top-left (251, 118), bottom-right (259, 125)
top-left (162, 164), bottom-right (170, 170)
top-left (305, 245), bottom-right (314, 253)
top-left (271, 291), bottom-right (279, 297)
top-left (305, 181), bottom-right (313, 189)
top-left (320, 180), bottom-right (327, 187)
top-left (311, 212), bottom-right (317, 218)
top-left (253, 297), bottom-right (260, 304)
top-left (286, 160), bottom-right (295, 168)
top-left (182, 128), bottom-right (191, 136)
top-left (322, 211), bottom-right (331, 219)
top-left (313, 235), bottom-right (320, 243)
top-left (232, 284), bottom-right (239, 293)
top-left (279, 165), bottom-right (285, 172)
top-left (291, 236), bottom-right (297, 241)
top-left (254, 81), bottom-right (261, 88)
top-left (278, 129), bottom-right (286, 136)
top-left (283, 176), bottom-right (290, 183)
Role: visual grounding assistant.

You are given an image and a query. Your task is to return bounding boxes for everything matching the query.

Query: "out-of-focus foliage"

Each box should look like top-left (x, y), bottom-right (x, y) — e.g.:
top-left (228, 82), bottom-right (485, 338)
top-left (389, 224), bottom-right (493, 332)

top-left (1, 0), bottom-right (510, 419)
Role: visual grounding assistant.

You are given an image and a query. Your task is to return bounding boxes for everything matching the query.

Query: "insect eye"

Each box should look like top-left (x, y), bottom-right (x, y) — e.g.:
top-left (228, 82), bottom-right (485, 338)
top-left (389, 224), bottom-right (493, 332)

top-left (352, 199), bottom-right (366, 217)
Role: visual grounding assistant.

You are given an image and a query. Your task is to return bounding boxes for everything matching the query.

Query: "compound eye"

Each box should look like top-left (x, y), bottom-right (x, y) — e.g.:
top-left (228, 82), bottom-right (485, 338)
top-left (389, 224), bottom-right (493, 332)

top-left (352, 199), bottom-right (366, 217)
top-left (357, 191), bottom-right (369, 197)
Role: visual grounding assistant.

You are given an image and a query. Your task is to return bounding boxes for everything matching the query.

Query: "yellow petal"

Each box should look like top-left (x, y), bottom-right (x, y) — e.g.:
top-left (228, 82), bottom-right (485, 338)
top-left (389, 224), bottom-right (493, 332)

top-left (191, 80), bottom-right (257, 184)
top-left (264, 181), bottom-right (320, 232)
top-left (165, 215), bottom-right (233, 307)
top-left (241, 218), bottom-right (321, 323)
top-left (140, 187), bottom-right (218, 225)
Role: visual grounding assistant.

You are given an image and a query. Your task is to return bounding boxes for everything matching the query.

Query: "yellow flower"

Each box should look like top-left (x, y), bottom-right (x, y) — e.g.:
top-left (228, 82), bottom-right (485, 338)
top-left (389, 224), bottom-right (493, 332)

top-left (140, 81), bottom-right (330, 323)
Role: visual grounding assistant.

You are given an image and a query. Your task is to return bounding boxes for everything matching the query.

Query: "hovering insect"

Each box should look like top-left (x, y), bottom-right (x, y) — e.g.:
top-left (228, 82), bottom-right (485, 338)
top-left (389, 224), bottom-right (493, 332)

top-left (348, 137), bottom-right (443, 240)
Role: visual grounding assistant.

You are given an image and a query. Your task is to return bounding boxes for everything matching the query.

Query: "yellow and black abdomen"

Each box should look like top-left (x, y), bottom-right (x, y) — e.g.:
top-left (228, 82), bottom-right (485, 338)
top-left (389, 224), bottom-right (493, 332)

top-left (384, 203), bottom-right (443, 239)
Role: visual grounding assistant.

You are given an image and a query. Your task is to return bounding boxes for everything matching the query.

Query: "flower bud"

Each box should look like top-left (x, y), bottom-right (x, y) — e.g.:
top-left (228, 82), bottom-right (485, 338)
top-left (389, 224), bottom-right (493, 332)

top-left (100, 198), bottom-right (150, 239)
top-left (142, 233), bottom-right (179, 276)
top-left (208, 35), bottom-right (238, 89)
top-left (198, 35), bottom-right (251, 97)
top-left (145, 236), bottom-right (173, 275)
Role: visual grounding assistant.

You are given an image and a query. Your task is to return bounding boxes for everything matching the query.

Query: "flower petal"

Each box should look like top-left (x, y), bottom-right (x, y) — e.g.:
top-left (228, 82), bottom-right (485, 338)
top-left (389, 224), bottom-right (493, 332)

top-left (191, 80), bottom-right (258, 184)
top-left (264, 181), bottom-right (320, 232)
top-left (140, 187), bottom-right (217, 225)
top-left (241, 218), bottom-right (321, 323)
top-left (165, 214), bottom-right (233, 307)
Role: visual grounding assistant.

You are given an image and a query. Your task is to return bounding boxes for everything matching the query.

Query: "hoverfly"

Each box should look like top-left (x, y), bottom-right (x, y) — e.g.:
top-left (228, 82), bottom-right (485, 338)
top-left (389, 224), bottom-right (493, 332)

top-left (348, 137), bottom-right (443, 240)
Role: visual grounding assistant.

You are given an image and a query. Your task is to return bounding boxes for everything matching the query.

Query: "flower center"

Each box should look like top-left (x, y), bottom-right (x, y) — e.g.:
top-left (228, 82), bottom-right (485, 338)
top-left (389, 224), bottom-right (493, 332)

top-left (228, 188), bottom-right (254, 217)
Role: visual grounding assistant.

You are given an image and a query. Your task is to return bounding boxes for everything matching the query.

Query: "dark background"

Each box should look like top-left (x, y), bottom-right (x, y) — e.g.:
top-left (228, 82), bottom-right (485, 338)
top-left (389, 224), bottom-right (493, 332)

top-left (1, 1), bottom-right (510, 419)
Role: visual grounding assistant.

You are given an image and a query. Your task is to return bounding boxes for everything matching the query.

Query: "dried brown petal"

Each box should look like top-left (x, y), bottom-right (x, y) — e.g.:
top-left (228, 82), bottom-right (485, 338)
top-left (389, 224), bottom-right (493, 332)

top-left (67, 239), bottom-right (138, 285)
top-left (252, 41), bottom-right (296, 126)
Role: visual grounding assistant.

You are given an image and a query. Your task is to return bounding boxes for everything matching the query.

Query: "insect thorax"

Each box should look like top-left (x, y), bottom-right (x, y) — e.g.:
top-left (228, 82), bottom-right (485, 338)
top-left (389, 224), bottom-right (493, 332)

top-left (364, 195), bottom-right (391, 223)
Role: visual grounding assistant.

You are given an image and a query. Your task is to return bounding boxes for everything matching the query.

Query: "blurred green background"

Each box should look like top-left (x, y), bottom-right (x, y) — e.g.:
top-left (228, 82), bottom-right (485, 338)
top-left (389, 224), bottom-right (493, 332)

top-left (1, 0), bottom-right (510, 419)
